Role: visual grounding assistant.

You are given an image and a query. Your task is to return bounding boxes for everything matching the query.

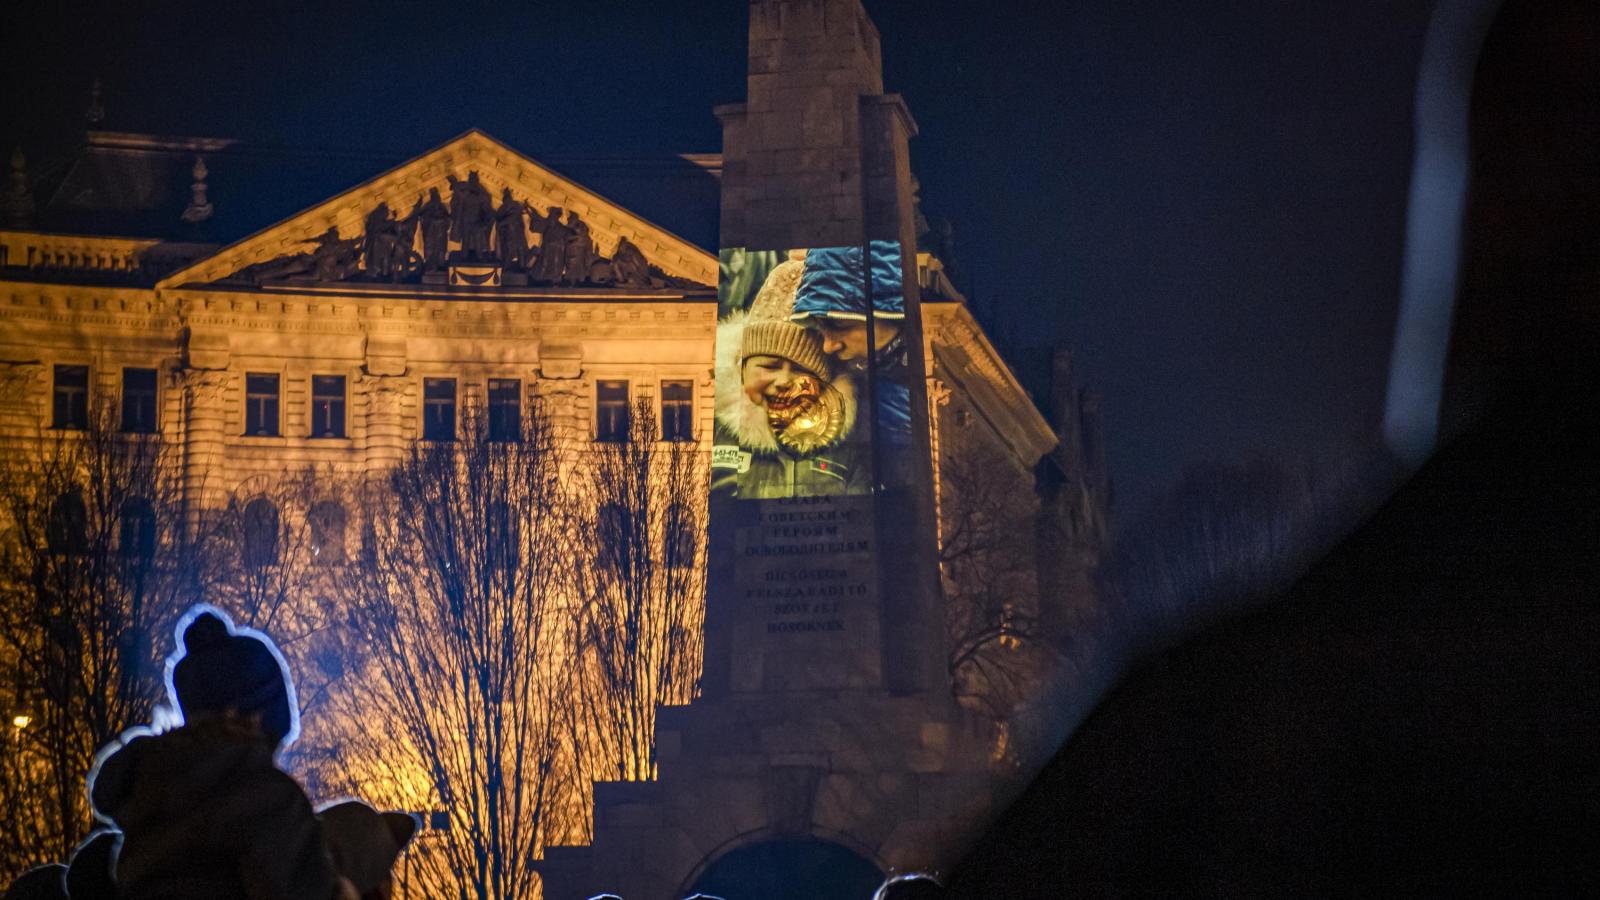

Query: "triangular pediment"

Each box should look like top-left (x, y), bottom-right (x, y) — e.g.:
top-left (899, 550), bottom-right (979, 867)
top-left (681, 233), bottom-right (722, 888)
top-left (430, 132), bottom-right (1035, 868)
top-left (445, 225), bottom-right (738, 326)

top-left (157, 129), bottom-right (717, 290)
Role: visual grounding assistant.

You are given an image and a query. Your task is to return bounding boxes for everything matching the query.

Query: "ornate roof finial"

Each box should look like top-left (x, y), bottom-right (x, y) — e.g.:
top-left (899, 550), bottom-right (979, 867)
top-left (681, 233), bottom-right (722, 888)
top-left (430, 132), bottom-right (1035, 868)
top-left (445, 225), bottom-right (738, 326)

top-left (4, 147), bottom-right (35, 229)
top-left (85, 77), bottom-right (106, 126)
top-left (181, 155), bottom-right (213, 224)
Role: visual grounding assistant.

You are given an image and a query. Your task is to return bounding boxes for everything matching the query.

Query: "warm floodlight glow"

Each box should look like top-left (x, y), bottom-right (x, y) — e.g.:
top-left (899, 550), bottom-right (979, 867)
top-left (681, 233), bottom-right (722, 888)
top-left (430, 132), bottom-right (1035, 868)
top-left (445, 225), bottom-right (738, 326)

top-left (11, 715), bottom-right (30, 729)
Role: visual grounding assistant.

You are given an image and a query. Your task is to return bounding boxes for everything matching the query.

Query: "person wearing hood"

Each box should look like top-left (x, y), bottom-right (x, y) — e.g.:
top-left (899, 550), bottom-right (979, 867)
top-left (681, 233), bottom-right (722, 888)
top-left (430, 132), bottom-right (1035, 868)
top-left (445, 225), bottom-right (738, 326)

top-left (789, 241), bottom-right (914, 457)
top-left (714, 254), bottom-right (869, 499)
top-left (871, 872), bottom-right (947, 900)
top-left (63, 830), bottom-right (119, 899)
top-left (317, 800), bottom-right (417, 900)
top-left (87, 606), bottom-right (353, 900)
top-left (3, 865), bottom-right (66, 900)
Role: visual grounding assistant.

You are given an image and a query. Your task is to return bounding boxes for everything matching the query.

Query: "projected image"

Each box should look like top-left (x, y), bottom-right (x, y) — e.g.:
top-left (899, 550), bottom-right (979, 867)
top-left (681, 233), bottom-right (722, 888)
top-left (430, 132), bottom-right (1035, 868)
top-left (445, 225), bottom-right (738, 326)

top-left (713, 242), bottom-right (908, 499)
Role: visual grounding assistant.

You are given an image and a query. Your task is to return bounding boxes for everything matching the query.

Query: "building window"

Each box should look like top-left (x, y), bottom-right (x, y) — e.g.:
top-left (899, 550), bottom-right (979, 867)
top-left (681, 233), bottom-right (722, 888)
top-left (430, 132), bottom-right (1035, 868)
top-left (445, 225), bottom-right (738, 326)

top-left (596, 380), bottom-right (630, 442)
top-left (596, 500), bottom-right (634, 571)
top-left (310, 375), bottom-right (346, 438)
top-left (487, 499), bottom-right (518, 572)
top-left (242, 497), bottom-right (278, 569)
top-left (119, 497), bottom-right (157, 560)
top-left (121, 368), bottom-right (158, 433)
top-left (359, 522), bottom-right (378, 568)
top-left (663, 499), bottom-right (698, 568)
top-left (423, 377), bottom-right (456, 441)
top-left (488, 378), bottom-right (521, 442)
top-left (48, 492), bottom-right (88, 555)
top-left (52, 365), bottom-right (89, 430)
top-left (244, 373), bottom-right (280, 436)
top-left (308, 500), bottom-right (348, 564)
top-left (661, 380), bottom-right (694, 441)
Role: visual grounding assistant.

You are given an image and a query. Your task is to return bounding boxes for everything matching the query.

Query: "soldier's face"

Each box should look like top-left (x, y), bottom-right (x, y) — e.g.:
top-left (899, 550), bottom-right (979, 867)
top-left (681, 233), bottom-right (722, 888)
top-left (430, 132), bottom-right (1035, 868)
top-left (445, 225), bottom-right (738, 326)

top-left (743, 356), bottom-right (823, 430)
top-left (815, 318), bottom-right (900, 362)
top-left (816, 320), bottom-right (869, 360)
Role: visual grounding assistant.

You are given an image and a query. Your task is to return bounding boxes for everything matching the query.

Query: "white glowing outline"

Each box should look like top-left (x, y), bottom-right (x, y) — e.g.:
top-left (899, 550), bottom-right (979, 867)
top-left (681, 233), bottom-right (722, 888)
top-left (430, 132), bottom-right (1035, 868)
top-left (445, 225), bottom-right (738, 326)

top-left (87, 603), bottom-right (304, 823)
top-left (871, 871), bottom-right (944, 900)
top-left (159, 603), bottom-right (303, 748)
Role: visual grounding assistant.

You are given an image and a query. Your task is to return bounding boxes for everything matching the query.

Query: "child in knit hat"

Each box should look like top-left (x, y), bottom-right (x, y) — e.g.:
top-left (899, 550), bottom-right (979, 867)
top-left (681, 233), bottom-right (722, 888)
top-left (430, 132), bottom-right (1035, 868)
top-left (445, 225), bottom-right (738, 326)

top-left (713, 253), bottom-right (869, 498)
top-left (88, 605), bottom-right (351, 900)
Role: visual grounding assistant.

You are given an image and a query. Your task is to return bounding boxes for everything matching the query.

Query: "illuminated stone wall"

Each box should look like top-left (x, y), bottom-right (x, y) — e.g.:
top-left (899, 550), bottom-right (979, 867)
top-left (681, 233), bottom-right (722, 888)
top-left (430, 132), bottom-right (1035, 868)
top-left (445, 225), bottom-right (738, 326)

top-left (0, 101), bottom-right (1066, 896)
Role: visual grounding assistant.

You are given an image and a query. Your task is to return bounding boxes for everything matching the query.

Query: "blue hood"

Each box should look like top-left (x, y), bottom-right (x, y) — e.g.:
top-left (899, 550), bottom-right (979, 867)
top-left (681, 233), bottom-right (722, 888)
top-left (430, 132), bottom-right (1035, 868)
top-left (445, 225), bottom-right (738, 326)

top-left (792, 241), bottom-right (905, 321)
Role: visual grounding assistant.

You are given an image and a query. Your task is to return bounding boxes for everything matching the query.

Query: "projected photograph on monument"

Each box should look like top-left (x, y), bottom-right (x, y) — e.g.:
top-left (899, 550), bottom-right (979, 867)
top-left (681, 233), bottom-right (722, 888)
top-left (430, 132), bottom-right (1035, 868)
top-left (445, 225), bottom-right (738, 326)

top-left (713, 241), bottom-right (910, 500)
top-left (710, 241), bottom-right (912, 687)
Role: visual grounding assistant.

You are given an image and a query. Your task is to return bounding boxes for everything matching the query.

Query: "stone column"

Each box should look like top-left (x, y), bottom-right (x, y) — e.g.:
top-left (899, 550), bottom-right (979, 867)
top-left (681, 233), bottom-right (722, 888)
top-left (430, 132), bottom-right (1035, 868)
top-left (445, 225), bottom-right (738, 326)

top-left (360, 373), bottom-right (409, 471)
top-left (179, 368), bottom-right (230, 519)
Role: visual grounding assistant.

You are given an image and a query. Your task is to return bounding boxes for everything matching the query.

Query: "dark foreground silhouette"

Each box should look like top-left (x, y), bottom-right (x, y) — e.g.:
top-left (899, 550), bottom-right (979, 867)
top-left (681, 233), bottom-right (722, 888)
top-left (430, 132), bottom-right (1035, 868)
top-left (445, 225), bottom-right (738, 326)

top-left (6, 607), bottom-right (415, 900)
top-left (948, 392), bottom-right (1600, 896)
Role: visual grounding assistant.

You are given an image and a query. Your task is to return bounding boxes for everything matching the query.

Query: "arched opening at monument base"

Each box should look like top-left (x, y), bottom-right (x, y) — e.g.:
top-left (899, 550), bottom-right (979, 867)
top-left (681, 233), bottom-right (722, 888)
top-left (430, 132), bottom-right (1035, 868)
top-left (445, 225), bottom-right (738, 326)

top-left (683, 838), bottom-right (884, 899)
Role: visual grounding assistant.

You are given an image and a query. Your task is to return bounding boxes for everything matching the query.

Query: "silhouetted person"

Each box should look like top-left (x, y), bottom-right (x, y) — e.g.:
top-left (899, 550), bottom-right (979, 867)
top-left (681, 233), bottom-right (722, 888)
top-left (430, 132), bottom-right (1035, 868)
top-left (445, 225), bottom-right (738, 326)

top-left (64, 831), bottom-right (120, 899)
top-left (2, 865), bottom-right (66, 900)
top-left (87, 606), bottom-right (347, 900)
top-left (873, 873), bottom-right (946, 900)
top-left (318, 801), bottom-right (417, 900)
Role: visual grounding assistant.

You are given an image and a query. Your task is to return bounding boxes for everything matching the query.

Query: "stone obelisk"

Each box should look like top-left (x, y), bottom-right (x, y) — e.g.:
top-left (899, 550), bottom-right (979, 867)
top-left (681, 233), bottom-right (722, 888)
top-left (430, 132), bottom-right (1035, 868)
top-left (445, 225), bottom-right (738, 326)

top-left (703, 0), bottom-right (946, 703)
top-left (535, 4), bottom-right (993, 895)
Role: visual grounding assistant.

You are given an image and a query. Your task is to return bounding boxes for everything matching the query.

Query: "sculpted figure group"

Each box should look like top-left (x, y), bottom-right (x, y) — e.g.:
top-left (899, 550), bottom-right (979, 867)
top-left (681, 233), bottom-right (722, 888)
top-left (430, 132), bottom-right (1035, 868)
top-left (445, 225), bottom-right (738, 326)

top-left (229, 170), bottom-right (676, 288)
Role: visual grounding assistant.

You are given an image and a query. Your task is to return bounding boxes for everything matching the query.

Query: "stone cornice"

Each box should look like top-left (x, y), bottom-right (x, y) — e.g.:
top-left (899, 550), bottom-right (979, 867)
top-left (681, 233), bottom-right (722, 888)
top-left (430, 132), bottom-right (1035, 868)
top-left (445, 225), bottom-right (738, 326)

top-left (924, 300), bottom-right (1057, 465)
top-left (168, 281), bottom-right (715, 304)
top-left (1, 230), bottom-right (217, 280)
top-left (170, 290), bottom-right (715, 337)
top-left (0, 283), bottom-right (175, 334)
top-left (862, 93), bottom-right (919, 138)
top-left (2, 278), bottom-right (716, 351)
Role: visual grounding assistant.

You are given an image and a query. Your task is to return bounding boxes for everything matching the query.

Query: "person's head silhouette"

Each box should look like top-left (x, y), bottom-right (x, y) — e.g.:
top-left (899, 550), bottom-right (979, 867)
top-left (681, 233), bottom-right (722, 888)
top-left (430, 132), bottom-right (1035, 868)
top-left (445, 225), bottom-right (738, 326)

top-left (166, 605), bottom-right (299, 748)
top-left (873, 872), bottom-right (946, 900)
top-left (3, 864), bottom-right (67, 900)
top-left (65, 830), bottom-right (120, 899)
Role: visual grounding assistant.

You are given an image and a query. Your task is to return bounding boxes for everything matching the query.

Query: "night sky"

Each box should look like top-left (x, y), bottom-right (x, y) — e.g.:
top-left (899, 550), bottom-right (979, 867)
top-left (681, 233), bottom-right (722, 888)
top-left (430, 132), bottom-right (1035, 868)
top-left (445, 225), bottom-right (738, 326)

top-left (1, 0), bottom-right (1440, 516)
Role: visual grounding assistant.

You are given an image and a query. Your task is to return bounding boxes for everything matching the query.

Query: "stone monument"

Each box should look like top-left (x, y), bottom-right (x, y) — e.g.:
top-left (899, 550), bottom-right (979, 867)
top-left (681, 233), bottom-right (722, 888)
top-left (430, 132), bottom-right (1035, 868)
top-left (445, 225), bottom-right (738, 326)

top-left (536, 2), bottom-right (996, 896)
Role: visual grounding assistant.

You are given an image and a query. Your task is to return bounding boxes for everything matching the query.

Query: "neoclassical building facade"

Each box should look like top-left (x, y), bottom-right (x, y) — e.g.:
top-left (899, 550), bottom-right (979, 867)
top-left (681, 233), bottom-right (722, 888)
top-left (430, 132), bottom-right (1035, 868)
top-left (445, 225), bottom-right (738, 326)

top-left (1, 129), bottom-right (1083, 571)
top-left (2, 103), bottom-right (1105, 894)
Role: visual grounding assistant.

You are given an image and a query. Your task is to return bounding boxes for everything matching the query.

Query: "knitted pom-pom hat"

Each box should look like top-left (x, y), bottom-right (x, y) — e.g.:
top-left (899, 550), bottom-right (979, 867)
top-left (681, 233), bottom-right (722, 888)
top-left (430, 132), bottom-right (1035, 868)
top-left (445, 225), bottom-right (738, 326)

top-left (739, 258), bottom-right (830, 378)
top-left (170, 607), bottom-right (295, 745)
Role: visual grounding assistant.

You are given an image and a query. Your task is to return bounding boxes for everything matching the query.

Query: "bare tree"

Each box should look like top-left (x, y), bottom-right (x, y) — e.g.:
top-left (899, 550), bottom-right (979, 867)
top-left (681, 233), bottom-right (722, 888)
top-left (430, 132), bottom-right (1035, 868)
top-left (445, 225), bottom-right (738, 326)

top-left (199, 466), bottom-right (356, 790)
top-left (571, 399), bottom-right (706, 794)
top-left (207, 470), bottom-right (324, 637)
top-left (328, 400), bottom-right (582, 900)
top-left (938, 441), bottom-right (1054, 732)
top-left (0, 403), bottom-right (200, 876)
